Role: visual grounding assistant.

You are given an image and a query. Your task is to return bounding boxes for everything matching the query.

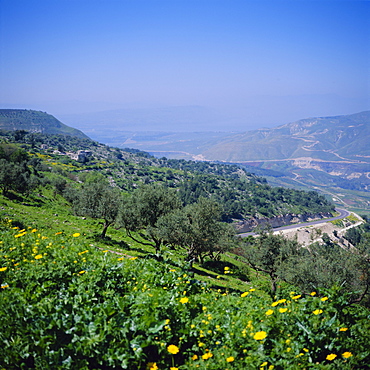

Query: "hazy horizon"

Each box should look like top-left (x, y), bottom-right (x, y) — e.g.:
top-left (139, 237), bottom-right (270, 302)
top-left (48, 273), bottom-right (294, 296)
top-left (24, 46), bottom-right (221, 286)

top-left (1, 0), bottom-right (369, 132)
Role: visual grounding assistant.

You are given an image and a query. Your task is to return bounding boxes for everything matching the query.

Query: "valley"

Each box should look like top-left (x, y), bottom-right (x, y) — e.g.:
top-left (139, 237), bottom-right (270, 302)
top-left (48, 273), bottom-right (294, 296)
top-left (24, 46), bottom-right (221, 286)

top-left (0, 111), bottom-right (369, 368)
top-left (87, 111), bottom-right (369, 214)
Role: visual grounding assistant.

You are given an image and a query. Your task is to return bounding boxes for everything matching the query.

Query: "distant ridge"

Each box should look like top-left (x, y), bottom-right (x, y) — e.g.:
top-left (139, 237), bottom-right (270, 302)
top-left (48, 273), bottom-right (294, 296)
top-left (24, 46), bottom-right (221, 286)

top-left (200, 111), bottom-right (370, 162)
top-left (0, 109), bottom-right (90, 139)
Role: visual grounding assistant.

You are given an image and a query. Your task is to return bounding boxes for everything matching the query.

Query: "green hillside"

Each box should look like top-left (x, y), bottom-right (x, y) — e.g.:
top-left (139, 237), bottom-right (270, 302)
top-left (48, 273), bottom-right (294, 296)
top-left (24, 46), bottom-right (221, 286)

top-left (0, 132), bottom-right (369, 369)
top-left (0, 130), bottom-right (334, 220)
top-left (0, 109), bottom-right (89, 139)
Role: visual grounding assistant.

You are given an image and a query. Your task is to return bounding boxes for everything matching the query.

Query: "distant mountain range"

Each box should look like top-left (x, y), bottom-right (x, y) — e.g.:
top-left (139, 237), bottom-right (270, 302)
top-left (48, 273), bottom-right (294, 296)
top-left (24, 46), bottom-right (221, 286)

top-left (200, 111), bottom-right (370, 162)
top-left (0, 109), bottom-right (89, 139)
top-left (92, 110), bottom-right (369, 162)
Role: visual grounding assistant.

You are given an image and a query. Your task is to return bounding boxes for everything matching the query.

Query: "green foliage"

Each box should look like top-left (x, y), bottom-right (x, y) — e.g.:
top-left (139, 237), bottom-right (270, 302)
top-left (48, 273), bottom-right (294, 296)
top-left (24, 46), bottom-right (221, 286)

top-left (344, 216), bottom-right (370, 247)
top-left (117, 183), bottom-right (182, 252)
top-left (240, 233), bottom-right (302, 296)
top-left (71, 178), bottom-right (122, 238)
top-left (0, 144), bottom-right (42, 195)
top-left (157, 197), bottom-right (236, 263)
top-left (0, 222), bottom-right (369, 369)
top-left (282, 242), bottom-right (370, 305)
top-left (240, 233), bottom-right (370, 306)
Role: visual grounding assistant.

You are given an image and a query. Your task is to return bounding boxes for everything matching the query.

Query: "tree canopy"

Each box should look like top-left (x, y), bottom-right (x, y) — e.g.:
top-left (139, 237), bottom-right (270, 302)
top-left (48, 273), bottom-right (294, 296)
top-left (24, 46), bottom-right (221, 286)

top-left (157, 197), bottom-right (236, 263)
top-left (117, 184), bottom-right (182, 252)
top-left (71, 177), bottom-right (121, 238)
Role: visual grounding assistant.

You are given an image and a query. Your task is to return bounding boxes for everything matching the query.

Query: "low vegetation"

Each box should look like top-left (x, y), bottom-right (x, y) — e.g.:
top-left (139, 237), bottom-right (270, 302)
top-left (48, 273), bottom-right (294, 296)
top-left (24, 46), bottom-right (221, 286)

top-left (0, 131), bottom-right (369, 369)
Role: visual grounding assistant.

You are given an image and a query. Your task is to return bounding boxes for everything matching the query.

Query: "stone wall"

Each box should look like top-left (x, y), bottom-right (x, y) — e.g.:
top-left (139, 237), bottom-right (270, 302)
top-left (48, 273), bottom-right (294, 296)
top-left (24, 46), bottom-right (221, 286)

top-left (235, 212), bottom-right (333, 233)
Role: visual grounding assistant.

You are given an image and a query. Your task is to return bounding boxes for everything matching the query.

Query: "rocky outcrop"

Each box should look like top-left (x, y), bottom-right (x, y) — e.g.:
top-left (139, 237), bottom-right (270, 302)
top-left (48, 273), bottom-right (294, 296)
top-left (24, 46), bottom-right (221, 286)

top-left (235, 212), bottom-right (333, 233)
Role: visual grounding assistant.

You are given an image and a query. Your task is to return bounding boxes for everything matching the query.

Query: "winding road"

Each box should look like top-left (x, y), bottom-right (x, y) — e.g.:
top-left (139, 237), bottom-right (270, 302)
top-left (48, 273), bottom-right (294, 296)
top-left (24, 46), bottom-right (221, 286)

top-left (239, 208), bottom-right (350, 237)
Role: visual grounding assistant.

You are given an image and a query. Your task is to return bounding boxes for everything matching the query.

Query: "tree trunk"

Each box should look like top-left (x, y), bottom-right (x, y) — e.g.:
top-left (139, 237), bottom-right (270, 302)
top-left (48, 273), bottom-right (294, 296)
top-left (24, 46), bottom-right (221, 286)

top-left (100, 221), bottom-right (110, 239)
top-left (270, 274), bottom-right (278, 298)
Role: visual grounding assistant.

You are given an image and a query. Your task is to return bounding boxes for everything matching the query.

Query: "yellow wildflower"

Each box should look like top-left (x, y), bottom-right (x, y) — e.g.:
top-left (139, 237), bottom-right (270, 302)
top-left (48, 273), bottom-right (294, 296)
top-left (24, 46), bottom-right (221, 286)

top-left (339, 327), bottom-right (348, 332)
top-left (72, 233), bottom-right (80, 237)
top-left (313, 309), bottom-right (323, 315)
top-left (179, 297), bottom-right (189, 304)
top-left (241, 292), bottom-right (249, 297)
top-left (253, 331), bottom-right (267, 340)
top-left (35, 254), bottom-right (43, 259)
top-left (292, 295), bottom-right (301, 300)
top-left (0, 267), bottom-right (7, 272)
top-left (170, 367), bottom-right (178, 370)
top-left (192, 354), bottom-right (198, 360)
top-left (226, 356), bottom-right (234, 362)
top-left (147, 363), bottom-right (158, 370)
top-left (202, 352), bottom-right (213, 360)
top-left (265, 309), bottom-right (274, 316)
top-left (167, 344), bottom-right (179, 354)
top-left (342, 352), bottom-right (352, 358)
top-left (279, 308), bottom-right (288, 313)
top-left (326, 354), bottom-right (337, 361)
top-left (321, 297), bottom-right (328, 301)
top-left (310, 292), bottom-right (316, 296)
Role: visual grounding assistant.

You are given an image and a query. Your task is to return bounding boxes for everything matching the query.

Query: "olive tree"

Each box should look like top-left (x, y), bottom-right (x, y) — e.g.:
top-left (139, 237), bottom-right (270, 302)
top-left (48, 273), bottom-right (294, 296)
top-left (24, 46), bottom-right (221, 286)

top-left (117, 183), bottom-right (182, 253)
top-left (72, 179), bottom-right (121, 238)
top-left (240, 232), bottom-right (302, 296)
top-left (157, 197), bottom-right (236, 264)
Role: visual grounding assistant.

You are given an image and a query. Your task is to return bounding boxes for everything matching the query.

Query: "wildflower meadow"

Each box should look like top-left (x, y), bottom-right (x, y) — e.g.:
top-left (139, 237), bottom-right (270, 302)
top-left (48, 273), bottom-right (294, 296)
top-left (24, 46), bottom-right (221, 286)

top-left (0, 219), bottom-right (369, 369)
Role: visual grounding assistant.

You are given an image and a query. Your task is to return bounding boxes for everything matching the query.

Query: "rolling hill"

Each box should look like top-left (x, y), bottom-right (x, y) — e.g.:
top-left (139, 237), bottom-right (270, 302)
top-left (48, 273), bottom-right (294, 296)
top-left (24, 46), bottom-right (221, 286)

top-left (199, 111), bottom-right (370, 162)
top-left (0, 109), bottom-right (90, 139)
top-left (95, 111), bottom-right (369, 212)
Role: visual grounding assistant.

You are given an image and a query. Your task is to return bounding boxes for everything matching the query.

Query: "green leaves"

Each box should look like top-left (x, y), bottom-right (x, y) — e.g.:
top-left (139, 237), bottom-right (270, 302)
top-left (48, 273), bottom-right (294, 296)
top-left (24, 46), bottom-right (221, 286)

top-left (72, 179), bottom-right (122, 238)
top-left (0, 221), bottom-right (369, 369)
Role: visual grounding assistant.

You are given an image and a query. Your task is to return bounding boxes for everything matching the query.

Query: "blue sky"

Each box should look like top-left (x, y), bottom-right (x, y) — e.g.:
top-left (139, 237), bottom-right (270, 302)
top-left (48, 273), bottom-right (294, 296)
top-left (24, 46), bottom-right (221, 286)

top-left (0, 0), bottom-right (369, 130)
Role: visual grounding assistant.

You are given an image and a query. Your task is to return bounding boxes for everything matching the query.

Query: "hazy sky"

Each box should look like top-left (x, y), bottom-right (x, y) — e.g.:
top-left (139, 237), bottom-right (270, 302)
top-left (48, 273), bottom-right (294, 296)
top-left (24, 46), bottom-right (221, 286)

top-left (1, 0), bottom-right (369, 130)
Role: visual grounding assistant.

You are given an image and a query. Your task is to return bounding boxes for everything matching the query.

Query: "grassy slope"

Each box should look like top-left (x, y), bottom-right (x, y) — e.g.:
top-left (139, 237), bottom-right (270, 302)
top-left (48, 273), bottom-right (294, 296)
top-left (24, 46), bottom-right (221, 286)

top-left (1, 189), bottom-right (369, 369)
top-left (0, 188), bottom-right (255, 293)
